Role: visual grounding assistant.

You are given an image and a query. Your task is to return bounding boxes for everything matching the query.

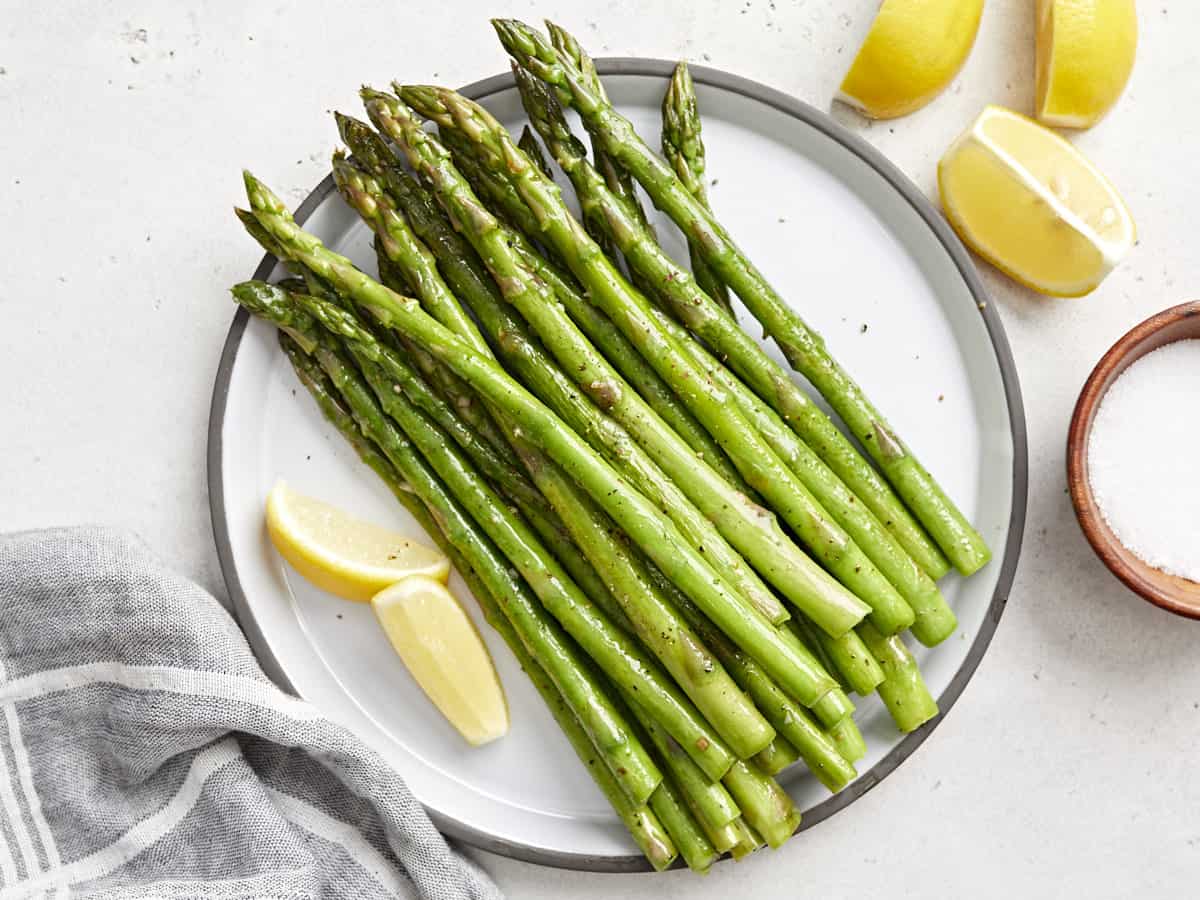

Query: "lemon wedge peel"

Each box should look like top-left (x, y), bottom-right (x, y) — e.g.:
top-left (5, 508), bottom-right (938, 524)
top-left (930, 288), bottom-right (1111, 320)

top-left (265, 480), bottom-right (450, 602)
top-left (938, 106), bottom-right (1135, 298)
top-left (372, 577), bottom-right (509, 747)
top-left (836, 0), bottom-right (985, 120)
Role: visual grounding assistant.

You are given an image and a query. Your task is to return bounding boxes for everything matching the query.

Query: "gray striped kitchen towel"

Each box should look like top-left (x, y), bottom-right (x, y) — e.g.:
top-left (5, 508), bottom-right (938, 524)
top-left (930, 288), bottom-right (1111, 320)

top-left (0, 527), bottom-right (503, 899)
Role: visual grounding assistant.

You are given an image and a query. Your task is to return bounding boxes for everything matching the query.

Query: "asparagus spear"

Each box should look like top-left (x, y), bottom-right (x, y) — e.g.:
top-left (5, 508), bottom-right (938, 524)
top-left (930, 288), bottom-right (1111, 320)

top-left (437, 125), bottom-right (753, 500)
top-left (241, 173), bottom-right (841, 711)
top-left (373, 240), bottom-right (513, 455)
top-left (376, 241), bottom-right (514, 460)
top-left (660, 61), bottom-right (734, 317)
top-left (646, 778), bottom-right (716, 874)
top-left (722, 760), bottom-right (800, 849)
top-left (367, 91), bottom-right (872, 640)
top-left (341, 112), bottom-right (791, 629)
top-left (331, 159), bottom-right (775, 764)
top-left (634, 713), bottom-right (741, 834)
top-left (267, 319), bottom-right (660, 802)
top-left (283, 337), bottom-right (677, 869)
top-left (727, 819), bottom-right (763, 861)
top-left (541, 24), bottom-right (657, 242)
top-left (549, 62), bottom-right (662, 305)
top-left (787, 615), bottom-right (884, 698)
top-left (616, 693), bottom-right (720, 873)
top-left (700, 817), bottom-right (742, 857)
top-left (336, 143), bottom-right (859, 743)
top-left (827, 716), bottom-right (867, 764)
top-left (511, 68), bottom-right (961, 642)
top-left (405, 84), bottom-right (913, 637)
top-left (497, 19), bottom-right (988, 576)
top-left (641, 566), bottom-right (857, 792)
top-left (324, 163), bottom-right (856, 735)
top-left (754, 735), bottom-right (801, 777)
top-left (517, 125), bottom-right (552, 178)
top-left (858, 622), bottom-right (940, 734)
top-left (662, 303), bottom-right (958, 645)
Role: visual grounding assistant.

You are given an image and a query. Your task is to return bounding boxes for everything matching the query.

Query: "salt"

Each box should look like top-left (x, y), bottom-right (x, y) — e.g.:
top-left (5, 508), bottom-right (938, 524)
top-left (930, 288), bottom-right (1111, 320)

top-left (1088, 339), bottom-right (1200, 582)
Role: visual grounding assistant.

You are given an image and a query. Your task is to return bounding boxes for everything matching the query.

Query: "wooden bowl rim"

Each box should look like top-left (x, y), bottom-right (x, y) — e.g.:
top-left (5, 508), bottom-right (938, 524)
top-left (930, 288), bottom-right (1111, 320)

top-left (1066, 300), bottom-right (1200, 618)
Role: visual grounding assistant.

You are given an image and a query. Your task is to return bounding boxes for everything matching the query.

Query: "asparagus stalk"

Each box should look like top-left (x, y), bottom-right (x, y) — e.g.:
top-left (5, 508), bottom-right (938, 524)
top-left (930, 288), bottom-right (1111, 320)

top-left (241, 174), bottom-right (841, 711)
top-left (660, 61), bottom-right (734, 317)
top-left (828, 716), bottom-right (868, 764)
top-left (438, 125), bottom-right (754, 503)
top-left (332, 159), bottom-right (775, 765)
top-left (858, 622), bottom-right (940, 734)
top-left (408, 83), bottom-right (912, 637)
top-left (283, 338), bottom-right (676, 868)
top-left (368, 91), bottom-right (872, 641)
top-left (633, 713), bottom-right (741, 834)
top-left (497, 19), bottom-right (988, 576)
top-left (511, 68), bottom-right (958, 640)
top-left (616, 693), bottom-right (720, 873)
top-left (646, 779), bottom-right (717, 874)
top-left (374, 239), bottom-right (512, 451)
top-left (265, 318), bottom-right (660, 802)
top-left (722, 760), bottom-right (800, 850)
top-left (728, 819), bottom-right (763, 860)
top-left (754, 735), bottom-right (801, 777)
top-left (346, 150), bottom-right (861, 766)
top-left (517, 125), bottom-right (552, 178)
top-left (642, 567), bottom-right (857, 792)
top-left (495, 32), bottom-right (952, 586)
top-left (543, 25), bottom-right (657, 243)
top-left (340, 112), bottom-right (789, 629)
top-left (788, 616), bottom-right (885, 698)
top-left (662, 304), bottom-right (957, 645)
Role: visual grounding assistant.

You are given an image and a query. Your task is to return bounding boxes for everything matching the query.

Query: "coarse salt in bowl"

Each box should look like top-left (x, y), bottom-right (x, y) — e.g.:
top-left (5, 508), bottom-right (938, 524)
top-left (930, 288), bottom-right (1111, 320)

top-left (1067, 302), bottom-right (1200, 618)
top-left (1087, 340), bottom-right (1200, 582)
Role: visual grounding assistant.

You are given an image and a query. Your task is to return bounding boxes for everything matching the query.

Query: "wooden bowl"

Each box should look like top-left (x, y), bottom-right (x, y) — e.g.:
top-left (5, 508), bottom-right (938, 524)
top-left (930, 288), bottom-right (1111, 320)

top-left (1067, 301), bottom-right (1200, 618)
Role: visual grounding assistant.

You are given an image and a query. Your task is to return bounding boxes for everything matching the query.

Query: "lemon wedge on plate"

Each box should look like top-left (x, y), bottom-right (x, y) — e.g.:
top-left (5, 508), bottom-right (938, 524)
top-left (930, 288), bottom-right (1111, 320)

top-left (837, 0), bottom-right (985, 119)
top-left (1036, 0), bottom-right (1138, 129)
top-left (372, 577), bottom-right (509, 746)
top-left (938, 105), bottom-right (1135, 297)
top-left (265, 480), bottom-right (449, 602)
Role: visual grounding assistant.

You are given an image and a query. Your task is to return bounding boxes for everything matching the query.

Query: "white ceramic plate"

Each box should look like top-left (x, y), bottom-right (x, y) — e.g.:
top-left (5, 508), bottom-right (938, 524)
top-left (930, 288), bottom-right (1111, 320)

top-left (209, 61), bottom-right (1026, 871)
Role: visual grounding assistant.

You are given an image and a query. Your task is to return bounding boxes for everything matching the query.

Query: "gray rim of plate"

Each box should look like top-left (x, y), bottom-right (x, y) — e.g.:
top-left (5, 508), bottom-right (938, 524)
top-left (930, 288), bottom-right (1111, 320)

top-left (208, 59), bottom-right (1029, 873)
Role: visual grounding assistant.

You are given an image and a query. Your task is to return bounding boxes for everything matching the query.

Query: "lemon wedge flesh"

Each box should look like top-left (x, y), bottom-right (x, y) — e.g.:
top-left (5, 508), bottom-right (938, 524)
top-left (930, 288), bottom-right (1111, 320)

top-left (372, 577), bottom-right (509, 746)
top-left (266, 480), bottom-right (449, 602)
top-left (938, 105), bottom-right (1135, 298)
top-left (1036, 0), bottom-right (1137, 129)
top-left (837, 0), bottom-right (984, 119)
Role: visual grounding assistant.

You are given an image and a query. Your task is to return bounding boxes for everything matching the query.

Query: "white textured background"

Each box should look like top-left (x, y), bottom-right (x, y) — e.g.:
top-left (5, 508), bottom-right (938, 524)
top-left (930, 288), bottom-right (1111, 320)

top-left (2, 1), bottom-right (1197, 896)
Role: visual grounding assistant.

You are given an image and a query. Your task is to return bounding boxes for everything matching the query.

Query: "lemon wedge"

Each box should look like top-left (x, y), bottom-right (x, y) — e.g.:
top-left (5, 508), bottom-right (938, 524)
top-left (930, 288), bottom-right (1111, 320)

top-left (837, 0), bottom-right (984, 119)
top-left (265, 480), bottom-right (449, 602)
top-left (1036, 0), bottom-right (1137, 129)
top-left (372, 577), bottom-right (509, 746)
top-left (938, 105), bottom-right (1135, 297)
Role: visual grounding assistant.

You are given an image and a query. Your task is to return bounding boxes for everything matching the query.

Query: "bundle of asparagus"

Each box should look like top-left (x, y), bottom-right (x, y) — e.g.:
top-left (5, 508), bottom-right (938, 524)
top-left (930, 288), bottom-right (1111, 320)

top-left (229, 19), bottom-right (989, 872)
